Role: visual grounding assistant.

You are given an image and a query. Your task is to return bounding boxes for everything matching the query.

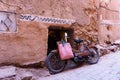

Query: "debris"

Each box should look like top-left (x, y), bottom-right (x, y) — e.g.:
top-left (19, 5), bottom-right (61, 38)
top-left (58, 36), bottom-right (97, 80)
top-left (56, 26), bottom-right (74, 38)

top-left (95, 44), bottom-right (107, 55)
top-left (0, 66), bottom-right (16, 79)
top-left (100, 49), bottom-right (110, 55)
top-left (22, 76), bottom-right (32, 80)
top-left (113, 40), bottom-right (120, 44)
top-left (107, 45), bottom-right (118, 52)
top-left (96, 42), bottom-right (119, 56)
top-left (17, 71), bottom-right (33, 80)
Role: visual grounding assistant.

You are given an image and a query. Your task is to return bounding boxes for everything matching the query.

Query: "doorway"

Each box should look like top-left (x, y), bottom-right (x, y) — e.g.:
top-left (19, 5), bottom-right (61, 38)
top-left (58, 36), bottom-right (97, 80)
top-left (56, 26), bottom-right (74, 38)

top-left (47, 26), bottom-right (74, 55)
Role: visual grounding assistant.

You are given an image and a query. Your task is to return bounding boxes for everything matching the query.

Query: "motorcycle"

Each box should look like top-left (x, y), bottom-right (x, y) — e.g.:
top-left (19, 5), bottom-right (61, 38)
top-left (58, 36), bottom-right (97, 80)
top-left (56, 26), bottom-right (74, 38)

top-left (46, 38), bottom-right (100, 74)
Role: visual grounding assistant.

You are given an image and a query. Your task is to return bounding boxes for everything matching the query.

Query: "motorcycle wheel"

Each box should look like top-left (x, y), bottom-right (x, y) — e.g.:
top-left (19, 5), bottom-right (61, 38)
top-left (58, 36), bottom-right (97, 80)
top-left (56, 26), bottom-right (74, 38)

top-left (87, 48), bottom-right (99, 64)
top-left (46, 52), bottom-right (67, 74)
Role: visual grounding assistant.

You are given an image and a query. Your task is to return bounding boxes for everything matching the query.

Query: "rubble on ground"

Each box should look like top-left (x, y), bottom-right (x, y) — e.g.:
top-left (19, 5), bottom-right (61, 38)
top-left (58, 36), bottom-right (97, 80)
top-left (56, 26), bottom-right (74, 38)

top-left (96, 40), bottom-right (120, 56)
top-left (0, 66), bottom-right (50, 80)
top-left (0, 66), bottom-right (16, 79)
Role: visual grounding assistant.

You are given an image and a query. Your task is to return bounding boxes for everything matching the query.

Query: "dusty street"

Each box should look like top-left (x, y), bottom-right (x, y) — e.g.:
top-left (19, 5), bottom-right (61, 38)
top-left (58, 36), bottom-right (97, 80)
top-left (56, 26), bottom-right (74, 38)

top-left (38, 51), bottom-right (120, 80)
top-left (1, 51), bottom-right (120, 80)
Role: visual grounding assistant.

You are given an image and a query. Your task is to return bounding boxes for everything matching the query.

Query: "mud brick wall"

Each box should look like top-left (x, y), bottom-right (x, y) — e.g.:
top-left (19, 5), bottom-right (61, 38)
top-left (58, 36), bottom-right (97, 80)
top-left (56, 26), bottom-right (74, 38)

top-left (0, 0), bottom-right (99, 65)
top-left (99, 0), bottom-right (120, 44)
top-left (71, 0), bottom-right (99, 42)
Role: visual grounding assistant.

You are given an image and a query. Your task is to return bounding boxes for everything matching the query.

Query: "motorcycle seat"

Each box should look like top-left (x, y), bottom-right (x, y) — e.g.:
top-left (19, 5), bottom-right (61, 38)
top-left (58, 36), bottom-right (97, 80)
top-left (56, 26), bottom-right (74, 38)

top-left (74, 38), bottom-right (83, 43)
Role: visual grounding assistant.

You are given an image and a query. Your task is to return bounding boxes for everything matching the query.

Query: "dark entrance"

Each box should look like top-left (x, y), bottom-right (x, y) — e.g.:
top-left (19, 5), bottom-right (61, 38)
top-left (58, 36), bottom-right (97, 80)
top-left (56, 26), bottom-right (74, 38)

top-left (47, 26), bottom-right (74, 55)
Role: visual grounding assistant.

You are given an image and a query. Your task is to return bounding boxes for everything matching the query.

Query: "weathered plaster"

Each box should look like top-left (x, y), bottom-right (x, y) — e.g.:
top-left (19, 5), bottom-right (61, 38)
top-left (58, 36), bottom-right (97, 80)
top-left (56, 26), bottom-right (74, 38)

top-left (0, 0), bottom-right (99, 65)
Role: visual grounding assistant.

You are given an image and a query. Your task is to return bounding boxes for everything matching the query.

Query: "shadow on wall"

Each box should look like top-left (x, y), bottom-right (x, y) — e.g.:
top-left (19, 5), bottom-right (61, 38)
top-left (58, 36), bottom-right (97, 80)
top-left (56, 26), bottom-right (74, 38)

top-left (47, 26), bottom-right (74, 54)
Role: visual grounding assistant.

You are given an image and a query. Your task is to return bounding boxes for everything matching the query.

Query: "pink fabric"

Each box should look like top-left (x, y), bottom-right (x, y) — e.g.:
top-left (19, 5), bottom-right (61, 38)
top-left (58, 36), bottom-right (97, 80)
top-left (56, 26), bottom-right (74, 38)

top-left (58, 43), bottom-right (74, 60)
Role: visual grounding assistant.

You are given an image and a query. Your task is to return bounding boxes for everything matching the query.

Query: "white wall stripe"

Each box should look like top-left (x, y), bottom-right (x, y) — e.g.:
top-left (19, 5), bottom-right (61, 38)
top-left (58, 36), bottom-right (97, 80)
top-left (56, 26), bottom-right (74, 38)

top-left (20, 14), bottom-right (75, 25)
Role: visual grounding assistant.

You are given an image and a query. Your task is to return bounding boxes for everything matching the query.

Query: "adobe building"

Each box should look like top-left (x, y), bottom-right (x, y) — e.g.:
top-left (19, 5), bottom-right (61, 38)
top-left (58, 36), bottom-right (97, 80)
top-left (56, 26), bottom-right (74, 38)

top-left (99, 0), bottom-right (120, 44)
top-left (0, 0), bottom-right (117, 66)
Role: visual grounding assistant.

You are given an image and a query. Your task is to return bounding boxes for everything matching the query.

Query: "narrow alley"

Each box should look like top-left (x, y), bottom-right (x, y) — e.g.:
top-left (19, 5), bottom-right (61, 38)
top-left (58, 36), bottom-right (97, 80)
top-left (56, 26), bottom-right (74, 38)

top-left (0, 1), bottom-right (120, 80)
top-left (38, 51), bottom-right (120, 80)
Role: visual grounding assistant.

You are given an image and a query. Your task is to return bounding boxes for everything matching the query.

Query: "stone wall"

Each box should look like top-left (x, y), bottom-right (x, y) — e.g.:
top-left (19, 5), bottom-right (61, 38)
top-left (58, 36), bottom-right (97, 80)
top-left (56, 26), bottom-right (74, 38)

top-left (71, 0), bottom-right (99, 42)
